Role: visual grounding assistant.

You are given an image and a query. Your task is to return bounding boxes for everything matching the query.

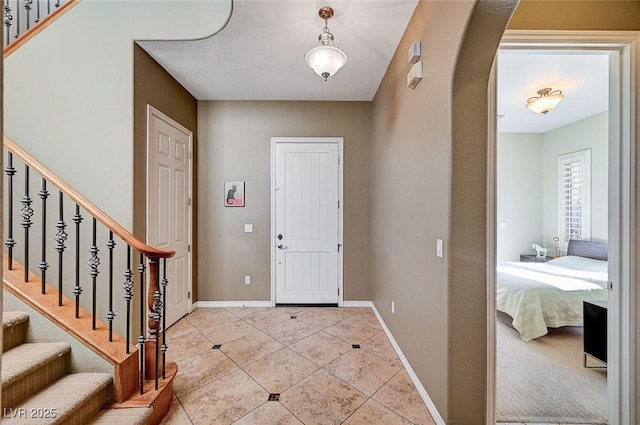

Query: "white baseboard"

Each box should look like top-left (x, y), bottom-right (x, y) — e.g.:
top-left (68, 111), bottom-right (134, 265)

top-left (370, 304), bottom-right (446, 425)
top-left (342, 301), bottom-right (374, 308)
top-left (194, 301), bottom-right (274, 308)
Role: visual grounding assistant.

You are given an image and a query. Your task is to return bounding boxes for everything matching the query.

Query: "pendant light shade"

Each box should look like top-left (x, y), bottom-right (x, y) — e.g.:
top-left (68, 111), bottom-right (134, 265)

top-left (526, 88), bottom-right (565, 114)
top-left (305, 45), bottom-right (347, 81)
top-left (305, 7), bottom-right (347, 81)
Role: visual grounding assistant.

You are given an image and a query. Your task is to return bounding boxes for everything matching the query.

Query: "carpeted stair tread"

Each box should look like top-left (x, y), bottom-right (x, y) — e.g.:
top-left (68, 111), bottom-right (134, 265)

top-left (3, 311), bottom-right (29, 351)
top-left (2, 342), bottom-right (70, 386)
top-left (3, 311), bottom-right (29, 328)
top-left (85, 407), bottom-right (152, 425)
top-left (2, 373), bottom-right (113, 425)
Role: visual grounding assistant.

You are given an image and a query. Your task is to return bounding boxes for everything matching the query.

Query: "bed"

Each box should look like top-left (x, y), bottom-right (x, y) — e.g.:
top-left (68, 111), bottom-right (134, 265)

top-left (497, 240), bottom-right (608, 341)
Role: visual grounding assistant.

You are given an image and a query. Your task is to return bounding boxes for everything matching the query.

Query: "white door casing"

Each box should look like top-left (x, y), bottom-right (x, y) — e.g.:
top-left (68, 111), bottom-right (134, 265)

top-left (271, 137), bottom-right (343, 305)
top-left (147, 106), bottom-right (192, 327)
top-left (488, 32), bottom-right (640, 425)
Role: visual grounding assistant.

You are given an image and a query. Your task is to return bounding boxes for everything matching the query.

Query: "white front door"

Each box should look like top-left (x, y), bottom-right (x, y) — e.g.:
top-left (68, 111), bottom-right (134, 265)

top-left (272, 138), bottom-right (343, 304)
top-left (147, 106), bottom-right (192, 327)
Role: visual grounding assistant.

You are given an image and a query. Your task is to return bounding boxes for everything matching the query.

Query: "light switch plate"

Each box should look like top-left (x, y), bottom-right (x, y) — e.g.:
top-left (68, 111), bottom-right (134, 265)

top-left (436, 238), bottom-right (443, 258)
top-left (244, 224), bottom-right (253, 233)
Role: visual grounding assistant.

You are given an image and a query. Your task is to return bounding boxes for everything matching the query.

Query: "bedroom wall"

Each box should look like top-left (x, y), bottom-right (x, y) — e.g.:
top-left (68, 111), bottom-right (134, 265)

top-left (542, 111), bottom-right (609, 250)
top-left (497, 133), bottom-right (544, 261)
top-left (197, 100), bottom-right (371, 302)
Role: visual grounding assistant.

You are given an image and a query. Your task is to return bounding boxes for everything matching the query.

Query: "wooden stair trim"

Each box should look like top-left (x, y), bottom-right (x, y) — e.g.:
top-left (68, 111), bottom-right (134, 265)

top-left (4, 255), bottom-right (140, 402)
top-left (4, 0), bottom-right (82, 59)
top-left (3, 254), bottom-right (137, 365)
top-left (3, 136), bottom-right (174, 259)
top-left (110, 362), bottom-right (177, 425)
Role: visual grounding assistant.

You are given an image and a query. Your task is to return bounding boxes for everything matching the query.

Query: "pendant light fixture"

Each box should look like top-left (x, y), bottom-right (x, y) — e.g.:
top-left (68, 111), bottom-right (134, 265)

top-left (305, 6), bottom-right (347, 81)
top-left (525, 88), bottom-right (565, 114)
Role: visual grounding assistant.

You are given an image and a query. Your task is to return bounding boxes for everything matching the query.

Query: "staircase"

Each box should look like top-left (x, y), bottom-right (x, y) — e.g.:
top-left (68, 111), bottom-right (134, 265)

top-left (3, 2), bottom-right (178, 423)
top-left (2, 311), bottom-right (151, 424)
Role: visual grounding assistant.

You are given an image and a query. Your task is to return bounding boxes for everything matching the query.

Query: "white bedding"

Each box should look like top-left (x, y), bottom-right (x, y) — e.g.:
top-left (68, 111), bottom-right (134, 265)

top-left (497, 255), bottom-right (608, 341)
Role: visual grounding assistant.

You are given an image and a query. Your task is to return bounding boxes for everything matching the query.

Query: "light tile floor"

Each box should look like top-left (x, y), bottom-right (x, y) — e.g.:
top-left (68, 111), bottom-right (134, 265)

top-left (160, 306), bottom-right (436, 425)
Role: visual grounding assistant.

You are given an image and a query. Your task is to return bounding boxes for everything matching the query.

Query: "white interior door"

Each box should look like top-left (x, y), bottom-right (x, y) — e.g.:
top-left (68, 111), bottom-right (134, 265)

top-left (273, 138), bottom-right (343, 304)
top-left (147, 106), bottom-right (192, 327)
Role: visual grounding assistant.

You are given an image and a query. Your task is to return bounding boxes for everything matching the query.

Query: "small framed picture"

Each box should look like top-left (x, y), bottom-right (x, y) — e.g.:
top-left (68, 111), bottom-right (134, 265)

top-left (224, 181), bottom-right (245, 207)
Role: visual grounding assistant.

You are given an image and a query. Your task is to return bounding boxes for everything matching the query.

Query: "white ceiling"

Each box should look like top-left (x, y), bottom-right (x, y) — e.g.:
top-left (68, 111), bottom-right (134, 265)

top-left (139, 4), bottom-right (610, 132)
top-left (138, 0), bottom-right (419, 101)
top-left (497, 50), bottom-right (609, 133)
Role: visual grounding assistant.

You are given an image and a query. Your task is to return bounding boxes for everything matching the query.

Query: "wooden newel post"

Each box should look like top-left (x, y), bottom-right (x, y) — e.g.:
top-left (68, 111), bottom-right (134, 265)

top-left (145, 257), bottom-right (162, 380)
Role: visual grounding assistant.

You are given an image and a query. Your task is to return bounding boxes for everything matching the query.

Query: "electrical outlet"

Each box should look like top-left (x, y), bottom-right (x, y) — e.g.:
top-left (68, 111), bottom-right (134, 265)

top-left (244, 275), bottom-right (251, 285)
top-left (391, 301), bottom-right (395, 315)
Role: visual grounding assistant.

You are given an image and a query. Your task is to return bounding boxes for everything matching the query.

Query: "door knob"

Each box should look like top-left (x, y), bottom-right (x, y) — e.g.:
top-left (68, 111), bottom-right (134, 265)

top-left (277, 234), bottom-right (283, 240)
top-left (277, 244), bottom-right (288, 250)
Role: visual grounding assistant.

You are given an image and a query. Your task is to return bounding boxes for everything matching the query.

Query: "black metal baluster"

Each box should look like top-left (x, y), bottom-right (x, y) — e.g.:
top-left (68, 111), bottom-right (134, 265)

top-left (54, 191), bottom-right (67, 306)
top-left (47, 0), bottom-right (50, 14)
top-left (24, 0), bottom-right (31, 30)
top-left (152, 263), bottom-right (162, 390)
top-left (161, 259), bottom-right (168, 379)
top-left (4, 2), bottom-right (13, 46)
top-left (123, 246), bottom-right (133, 353)
top-left (73, 204), bottom-right (83, 318)
top-left (5, 152), bottom-right (16, 269)
top-left (138, 254), bottom-right (146, 394)
top-left (39, 179), bottom-right (50, 294)
top-left (54, 192), bottom-right (68, 306)
top-left (106, 232), bottom-right (116, 342)
top-left (54, 0), bottom-right (60, 8)
top-left (20, 165), bottom-right (34, 282)
top-left (34, 0), bottom-right (40, 23)
top-left (88, 218), bottom-right (100, 329)
top-left (14, 0), bottom-right (19, 39)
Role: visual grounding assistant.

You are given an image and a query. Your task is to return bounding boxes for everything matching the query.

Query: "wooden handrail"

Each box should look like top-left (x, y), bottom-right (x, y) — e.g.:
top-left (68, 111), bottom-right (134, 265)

top-left (4, 0), bottom-right (82, 58)
top-left (4, 136), bottom-right (175, 259)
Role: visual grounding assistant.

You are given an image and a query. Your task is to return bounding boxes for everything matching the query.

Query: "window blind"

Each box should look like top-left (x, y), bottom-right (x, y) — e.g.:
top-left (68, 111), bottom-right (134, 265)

top-left (558, 149), bottom-right (591, 248)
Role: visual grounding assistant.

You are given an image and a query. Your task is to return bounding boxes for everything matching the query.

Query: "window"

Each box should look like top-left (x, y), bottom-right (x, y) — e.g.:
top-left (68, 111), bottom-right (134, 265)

top-left (558, 149), bottom-right (591, 251)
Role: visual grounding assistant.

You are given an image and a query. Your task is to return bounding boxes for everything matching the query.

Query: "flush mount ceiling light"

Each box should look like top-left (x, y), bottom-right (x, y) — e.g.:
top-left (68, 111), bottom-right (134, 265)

top-left (305, 6), bottom-right (347, 81)
top-left (525, 88), bottom-right (565, 114)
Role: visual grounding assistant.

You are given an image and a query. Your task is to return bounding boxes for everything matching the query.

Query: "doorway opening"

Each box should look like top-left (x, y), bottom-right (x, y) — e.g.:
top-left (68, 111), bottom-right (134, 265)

top-left (495, 48), bottom-right (610, 424)
top-left (488, 32), bottom-right (638, 425)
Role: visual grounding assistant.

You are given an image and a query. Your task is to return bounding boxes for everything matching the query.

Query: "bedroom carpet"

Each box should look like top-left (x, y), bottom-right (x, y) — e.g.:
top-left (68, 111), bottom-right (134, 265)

top-left (496, 319), bottom-right (607, 424)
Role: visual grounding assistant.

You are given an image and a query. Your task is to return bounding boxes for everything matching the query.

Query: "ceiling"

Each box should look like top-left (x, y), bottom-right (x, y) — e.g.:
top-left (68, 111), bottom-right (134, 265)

top-left (497, 50), bottom-right (609, 133)
top-left (139, 3), bottom-right (610, 133)
top-left (138, 0), bottom-right (419, 101)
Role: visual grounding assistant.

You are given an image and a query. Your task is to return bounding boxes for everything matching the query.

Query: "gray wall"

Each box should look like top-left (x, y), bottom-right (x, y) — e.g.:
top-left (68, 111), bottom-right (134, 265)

top-left (542, 112), bottom-right (609, 250)
top-left (497, 112), bottom-right (608, 261)
top-left (197, 101), bottom-right (371, 302)
top-left (497, 133), bottom-right (544, 261)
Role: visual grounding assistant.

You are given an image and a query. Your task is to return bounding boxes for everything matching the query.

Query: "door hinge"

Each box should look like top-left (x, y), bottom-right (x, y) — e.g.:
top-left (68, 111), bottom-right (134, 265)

top-left (188, 291), bottom-right (191, 299)
top-left (338, 243), bottom-right (342, 252)
top-left (338, 200), bottom-right (340, 208)
top-left (338, 287), bottom-right (340, 296)
top-left (188, 151), bottom-right (192, 159)
top-left (188, 244), bottom-right (191, 253)
top-left (337, 156), bottom-right (341, 165)
top-left (188, 197), bottom-right (191, 206)
top-left (608, 281), bottom-right (613, 290)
